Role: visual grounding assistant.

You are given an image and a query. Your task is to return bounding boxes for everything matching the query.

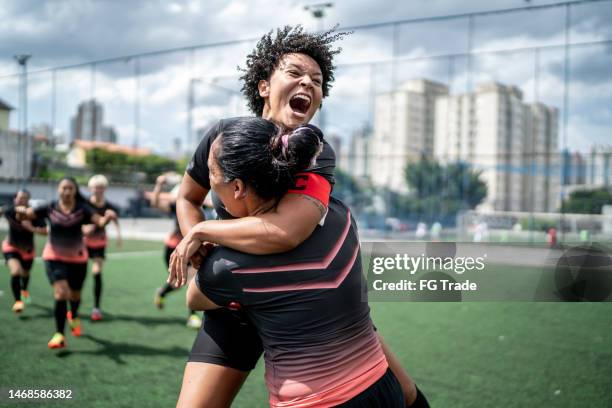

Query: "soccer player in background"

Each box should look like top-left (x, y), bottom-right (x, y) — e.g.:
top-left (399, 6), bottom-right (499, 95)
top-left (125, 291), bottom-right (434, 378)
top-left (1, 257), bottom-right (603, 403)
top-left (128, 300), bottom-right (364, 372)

top-left (84, 174), bottom-right (122, 321)
top-left (1, 189), bottom-right (47, 313)
top-left (16, 177), bottom-right (116, 349)
top-left (150, 173), bottom-right (202, 329)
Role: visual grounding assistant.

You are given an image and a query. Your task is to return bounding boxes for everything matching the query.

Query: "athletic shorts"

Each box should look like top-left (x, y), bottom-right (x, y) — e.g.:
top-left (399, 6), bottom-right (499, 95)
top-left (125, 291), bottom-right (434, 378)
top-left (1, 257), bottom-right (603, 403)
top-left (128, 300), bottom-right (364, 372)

top-left (188, 308), bottom-right (263, 372)
top-left (164, 246), bottom-right (173, 268)
top-left (4, 252), bottom-right (34, 271)
top-left (87, 246), bottom-right (106, 259)
top-left (45, 261), bottom-right (88, 291)
top-left (335, 368), bottom-right (405, 407)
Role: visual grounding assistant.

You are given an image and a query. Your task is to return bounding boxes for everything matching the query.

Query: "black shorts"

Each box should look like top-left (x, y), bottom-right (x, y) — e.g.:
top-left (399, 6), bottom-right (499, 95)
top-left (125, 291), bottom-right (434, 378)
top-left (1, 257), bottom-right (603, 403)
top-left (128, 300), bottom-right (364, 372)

top-left (335, 368), bottom-right (405, 407)
top-left (45, 261), bottom-right (88, 291)
top-left (188, 308), bottom-right (263, 372)
top-left (87, 246), bottom-right (106, 259)
top-left (4, 252), bottom-right (34, 271)
top-left (165, 246), bottom-right (174, 268)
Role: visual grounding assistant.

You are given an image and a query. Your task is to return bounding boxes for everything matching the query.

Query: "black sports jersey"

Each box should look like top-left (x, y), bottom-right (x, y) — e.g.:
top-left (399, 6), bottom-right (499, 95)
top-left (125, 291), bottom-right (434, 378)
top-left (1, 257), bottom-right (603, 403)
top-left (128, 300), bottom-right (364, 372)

top-left (35, 200), bottom-right (95, 263)
top-left (84, 200), bottom-right (119, 249)
top-left (196, 198), bottom-right (387, 407)
top-left (1, 205), bottom-right (45, 252)
top-left (186, 117), bottom-right (336, 217)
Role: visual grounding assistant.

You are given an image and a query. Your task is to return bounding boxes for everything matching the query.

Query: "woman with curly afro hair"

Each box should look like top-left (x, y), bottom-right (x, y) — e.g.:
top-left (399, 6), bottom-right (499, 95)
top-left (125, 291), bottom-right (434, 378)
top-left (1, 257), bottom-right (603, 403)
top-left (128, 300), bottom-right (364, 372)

top-left (172, 25), bottom-right (428, 408)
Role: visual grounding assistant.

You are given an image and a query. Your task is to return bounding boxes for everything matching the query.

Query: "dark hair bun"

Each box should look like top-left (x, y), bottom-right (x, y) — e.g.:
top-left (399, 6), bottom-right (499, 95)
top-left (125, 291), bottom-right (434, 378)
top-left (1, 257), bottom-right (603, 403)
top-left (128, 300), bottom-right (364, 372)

top-left (270, 124), bottom-right (323, 174)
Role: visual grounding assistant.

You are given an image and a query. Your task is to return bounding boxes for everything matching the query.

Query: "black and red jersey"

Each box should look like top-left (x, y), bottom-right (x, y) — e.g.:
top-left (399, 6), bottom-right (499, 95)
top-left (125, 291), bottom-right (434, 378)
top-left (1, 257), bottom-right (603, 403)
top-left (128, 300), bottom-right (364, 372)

top-left (84, 200), bottom-right (119, 249)
top-left (1, 205), bottom-right (45, 260)
top-left (34, 200), bottom-right (95, 263)
top-left (196, 198), bottom-right (387, 407)
top-left (186, 117), bottom-right (335, 218)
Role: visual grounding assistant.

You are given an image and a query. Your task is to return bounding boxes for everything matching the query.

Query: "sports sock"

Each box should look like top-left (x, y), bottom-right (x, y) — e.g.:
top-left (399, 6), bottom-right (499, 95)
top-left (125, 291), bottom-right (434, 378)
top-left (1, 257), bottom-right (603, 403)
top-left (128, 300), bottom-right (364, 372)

top-left (21, 275), bottom-right (30, 291)
top-left (408, 386), bottom-right (430, 408)
top-left (93, 274), bottom-right (102, 308)
top-left (55, 300), bottom-right (67, 333)
top-left (11, 276), bottom-right (21, 301)
top-left (70, 300), bottom-right (81, 318)
top-left (159, 283), bottom-right (175, 297)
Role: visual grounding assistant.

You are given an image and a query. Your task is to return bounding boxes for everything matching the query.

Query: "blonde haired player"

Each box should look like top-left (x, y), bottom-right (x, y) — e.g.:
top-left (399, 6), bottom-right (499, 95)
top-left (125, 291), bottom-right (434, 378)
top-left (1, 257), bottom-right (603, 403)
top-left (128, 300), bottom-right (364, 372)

top-left (83, 174), bottom-right (121, 321)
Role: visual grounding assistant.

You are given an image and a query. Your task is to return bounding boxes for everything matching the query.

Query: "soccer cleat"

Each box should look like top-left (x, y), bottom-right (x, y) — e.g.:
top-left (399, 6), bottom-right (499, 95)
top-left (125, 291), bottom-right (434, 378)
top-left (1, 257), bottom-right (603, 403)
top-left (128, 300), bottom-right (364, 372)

top-left (47, 332), bottom-right (66, 349)
top-left (12, 300), bottom-right (25, 314)
top-left (69, 317), bottom-right (82, 337)
top-left (154, 288), bottom-right (165, 310)
top-left (21, 290), bottom-right (31, 304)
top-left (91, 308), bottom-right (103, 321)
top-left (186, 313), bottom-right (202, 329)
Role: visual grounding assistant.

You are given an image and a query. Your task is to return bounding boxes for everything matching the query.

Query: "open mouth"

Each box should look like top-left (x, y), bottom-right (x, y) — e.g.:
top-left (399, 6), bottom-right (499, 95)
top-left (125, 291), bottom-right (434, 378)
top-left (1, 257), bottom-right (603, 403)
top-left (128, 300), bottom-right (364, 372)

top-left (289, 93), bottom-right (312, 115)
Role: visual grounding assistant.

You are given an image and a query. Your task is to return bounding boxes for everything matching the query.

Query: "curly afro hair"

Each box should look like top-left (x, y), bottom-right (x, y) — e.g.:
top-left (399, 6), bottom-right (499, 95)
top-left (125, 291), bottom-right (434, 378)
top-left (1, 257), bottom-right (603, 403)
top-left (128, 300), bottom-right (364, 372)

top-left (239, 25), bottom-right (350, 116)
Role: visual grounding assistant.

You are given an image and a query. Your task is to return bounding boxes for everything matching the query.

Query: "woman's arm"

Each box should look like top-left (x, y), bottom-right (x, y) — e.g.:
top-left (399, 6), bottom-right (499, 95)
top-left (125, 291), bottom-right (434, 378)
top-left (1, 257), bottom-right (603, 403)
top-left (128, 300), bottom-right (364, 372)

top-left (90, 210), bottom-right (116, 229)
top-left (150, 175), bottom-right (171, 213)
top-left (176, 174), bottom-right (326, 254)
top-left (112, 218), bottom-right (122, 247)
top-left (14, 206), bottom-right (36, 221)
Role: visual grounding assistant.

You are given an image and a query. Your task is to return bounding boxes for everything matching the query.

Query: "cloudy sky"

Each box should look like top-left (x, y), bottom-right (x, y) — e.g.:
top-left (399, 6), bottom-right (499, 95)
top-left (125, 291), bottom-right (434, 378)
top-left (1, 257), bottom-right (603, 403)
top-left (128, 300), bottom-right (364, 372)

top-left (0, 0), bottom-right (610, 154)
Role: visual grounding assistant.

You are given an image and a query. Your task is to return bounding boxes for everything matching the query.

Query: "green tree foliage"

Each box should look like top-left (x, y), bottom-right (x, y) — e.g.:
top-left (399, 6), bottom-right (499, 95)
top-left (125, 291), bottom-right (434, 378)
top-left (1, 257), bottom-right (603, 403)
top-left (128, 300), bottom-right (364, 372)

top-left (86, 148), bottom-right (177, 184)
top-left (332, 168), bottom-right (372, 212)
top-left (561, 188), bottom-right (612, 214)
top-left (403, 158), bottom-right (487, 222)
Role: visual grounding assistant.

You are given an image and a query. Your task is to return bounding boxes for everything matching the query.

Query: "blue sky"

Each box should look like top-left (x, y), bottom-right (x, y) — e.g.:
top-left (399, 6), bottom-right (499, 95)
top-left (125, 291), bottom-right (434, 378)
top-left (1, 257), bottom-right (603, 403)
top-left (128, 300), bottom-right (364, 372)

top-left (0, 0), bottom-right (610, 154)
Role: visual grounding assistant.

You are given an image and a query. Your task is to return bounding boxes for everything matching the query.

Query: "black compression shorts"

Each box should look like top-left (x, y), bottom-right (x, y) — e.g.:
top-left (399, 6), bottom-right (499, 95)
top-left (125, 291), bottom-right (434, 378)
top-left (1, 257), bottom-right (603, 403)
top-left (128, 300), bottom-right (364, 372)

top-left (4, 252), bottom-right (34, 271)
top-left (188, 308), bottom-right (263, 372)
top-left (335, 368), bottom-right (405, 407)
top-left (86, 246), bottom-right (106, 259)
top-left (45, 261), bottom-right (88, 291)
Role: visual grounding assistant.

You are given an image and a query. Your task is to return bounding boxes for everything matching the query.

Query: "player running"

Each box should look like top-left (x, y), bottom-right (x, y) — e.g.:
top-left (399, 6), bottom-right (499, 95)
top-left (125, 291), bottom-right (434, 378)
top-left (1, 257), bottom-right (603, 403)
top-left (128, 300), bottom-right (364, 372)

top-left (16, 177), bottom-right (116, 349)
top-left (150, 173), bottom-right (202, 329)
top-left (83, 174), bottom-right (122, 321)
top-left (1, 189), bottom-right (47, 313)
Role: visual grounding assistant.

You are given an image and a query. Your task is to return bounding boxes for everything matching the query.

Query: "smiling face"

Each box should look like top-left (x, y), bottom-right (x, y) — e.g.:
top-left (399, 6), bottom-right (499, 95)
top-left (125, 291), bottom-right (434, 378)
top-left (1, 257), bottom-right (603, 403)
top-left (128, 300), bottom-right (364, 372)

top-left (90, 184), bottom-right (106, 200)
top-left (259, 53), bottom-right (323, 129)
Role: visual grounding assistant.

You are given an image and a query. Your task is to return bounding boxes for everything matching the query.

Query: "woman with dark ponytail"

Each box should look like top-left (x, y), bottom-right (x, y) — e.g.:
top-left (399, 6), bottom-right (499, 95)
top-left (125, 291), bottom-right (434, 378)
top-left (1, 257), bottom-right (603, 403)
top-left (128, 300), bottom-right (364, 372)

top-left (174, 117), bottom-right (406, 407)
top-left (16, 177), bottom-right (117, 349)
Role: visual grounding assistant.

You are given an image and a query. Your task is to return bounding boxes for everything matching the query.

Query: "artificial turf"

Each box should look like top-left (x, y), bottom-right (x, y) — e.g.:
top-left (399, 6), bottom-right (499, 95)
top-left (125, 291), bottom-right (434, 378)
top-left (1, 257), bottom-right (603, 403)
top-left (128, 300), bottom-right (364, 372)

top-left (0, 236), bottom-right (610, 407)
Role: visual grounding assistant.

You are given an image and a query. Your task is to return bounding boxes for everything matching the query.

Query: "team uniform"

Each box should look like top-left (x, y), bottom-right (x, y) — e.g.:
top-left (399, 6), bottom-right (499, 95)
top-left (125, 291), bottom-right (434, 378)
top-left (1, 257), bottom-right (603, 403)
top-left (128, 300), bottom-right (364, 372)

top-left (186, 117), bottom-right (335, 373)
top-left (34, 201), bottom-right (95, 290)
top-left (194, 198), bottom-right (402, 407)
top-left (33, 200), bottom-right (96, 346)
top-left (2, 205), bottom-right (44, 272)
top-left (2, 205), bottom-right (45, 308)
top-left (84, 200), bottom-right (119, 259)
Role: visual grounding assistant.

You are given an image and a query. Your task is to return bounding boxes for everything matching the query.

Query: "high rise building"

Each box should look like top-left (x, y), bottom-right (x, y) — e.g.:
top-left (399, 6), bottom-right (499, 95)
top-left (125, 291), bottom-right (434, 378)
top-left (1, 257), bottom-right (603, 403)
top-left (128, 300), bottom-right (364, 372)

top-left (370, 79), bottom-right (449, 193)
top-left (587, 145), bottom-right (612, 187)
top-left (70, 99), bottom-right (118, 144)
top-left (435, 82), bottom-right (559, 212)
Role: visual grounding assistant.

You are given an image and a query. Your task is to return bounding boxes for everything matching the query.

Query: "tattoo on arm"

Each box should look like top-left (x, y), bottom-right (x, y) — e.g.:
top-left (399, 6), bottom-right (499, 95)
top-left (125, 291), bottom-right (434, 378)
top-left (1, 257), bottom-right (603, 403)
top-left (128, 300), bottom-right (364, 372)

top-left (299, 194), bottom-right (326, 219)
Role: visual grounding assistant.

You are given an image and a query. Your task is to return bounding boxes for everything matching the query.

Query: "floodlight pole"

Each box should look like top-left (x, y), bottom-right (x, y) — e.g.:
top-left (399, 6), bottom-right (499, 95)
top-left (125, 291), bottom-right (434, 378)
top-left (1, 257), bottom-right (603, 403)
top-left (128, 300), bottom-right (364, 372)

top-left (304, 2), bottom-right (333, 133)
top-left (14, 54), bottom-right (31, 182)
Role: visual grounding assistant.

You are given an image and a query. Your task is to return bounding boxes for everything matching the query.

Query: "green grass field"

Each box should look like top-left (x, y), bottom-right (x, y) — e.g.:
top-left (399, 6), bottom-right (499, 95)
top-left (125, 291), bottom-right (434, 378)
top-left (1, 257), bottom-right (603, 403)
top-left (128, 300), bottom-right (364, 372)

top-left (1, 236), bottom-right (611, 407)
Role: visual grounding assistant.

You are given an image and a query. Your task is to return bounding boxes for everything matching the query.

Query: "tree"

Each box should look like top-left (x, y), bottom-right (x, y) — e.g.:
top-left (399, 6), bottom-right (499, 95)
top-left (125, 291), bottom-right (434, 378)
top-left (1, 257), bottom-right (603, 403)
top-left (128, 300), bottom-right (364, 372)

top-left (86, 148), bottom-right (177, 184)
top-left (403, 158), bottom-right (487, 223)
top-left (561, 188), bottom-right (612, 214)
